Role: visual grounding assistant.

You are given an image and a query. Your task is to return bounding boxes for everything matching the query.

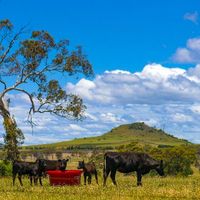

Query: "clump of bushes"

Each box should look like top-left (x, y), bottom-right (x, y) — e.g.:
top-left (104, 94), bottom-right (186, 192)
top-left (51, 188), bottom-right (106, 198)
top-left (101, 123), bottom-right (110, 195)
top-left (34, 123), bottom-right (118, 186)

top-left (160, 146), bottom-right (196, 176)
top-left (117, 142), bottom-right (196, 176)
top-left (0, 160), bottom-right (12, 176)
top-left (128, 122), bottom-right (146, 130)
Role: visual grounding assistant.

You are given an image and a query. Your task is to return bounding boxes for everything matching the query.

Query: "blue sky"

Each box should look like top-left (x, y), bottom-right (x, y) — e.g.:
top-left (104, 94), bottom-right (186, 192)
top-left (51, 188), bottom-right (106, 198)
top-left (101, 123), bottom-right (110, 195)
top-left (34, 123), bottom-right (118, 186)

top-left (1, 0), bottom-right (200, 144)
top-left (1, 0), bottom-right (200, 72)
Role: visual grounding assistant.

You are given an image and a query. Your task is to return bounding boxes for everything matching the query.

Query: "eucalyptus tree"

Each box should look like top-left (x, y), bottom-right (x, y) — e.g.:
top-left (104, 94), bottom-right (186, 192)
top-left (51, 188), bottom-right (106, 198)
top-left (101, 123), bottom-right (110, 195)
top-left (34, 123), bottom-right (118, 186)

top-left (0, 19), bottom-right (93, 160)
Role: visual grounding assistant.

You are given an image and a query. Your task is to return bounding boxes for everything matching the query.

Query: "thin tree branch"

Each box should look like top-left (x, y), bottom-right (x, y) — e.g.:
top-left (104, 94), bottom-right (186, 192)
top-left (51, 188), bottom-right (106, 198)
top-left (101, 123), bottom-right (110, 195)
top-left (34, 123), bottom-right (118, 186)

top-left (0, 26), bottom-right (25, 66)
top-left (0, 87), bottom-right (35, 114)
top-left (12, 88), bottom-right (35, 112)
top-left (0, 79), bottom-right (7, 89)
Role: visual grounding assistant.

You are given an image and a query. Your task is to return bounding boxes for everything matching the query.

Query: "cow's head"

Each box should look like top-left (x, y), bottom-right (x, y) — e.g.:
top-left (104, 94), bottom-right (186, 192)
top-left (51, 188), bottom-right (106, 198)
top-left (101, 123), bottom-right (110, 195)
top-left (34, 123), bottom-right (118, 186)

top-left (58, 159), bottom-right (69, 170)
top-left (36, 159), bottom-right (47, 171)
top-left (77, 160), bottom-right (85, 169)
top-left (155, 160), bottom-right (164, 176)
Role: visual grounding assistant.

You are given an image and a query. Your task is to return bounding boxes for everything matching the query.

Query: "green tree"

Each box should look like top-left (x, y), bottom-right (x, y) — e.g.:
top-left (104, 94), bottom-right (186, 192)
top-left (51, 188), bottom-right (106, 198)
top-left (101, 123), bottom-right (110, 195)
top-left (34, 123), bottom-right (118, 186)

top-left (160, 146), bottom-right (196, 176)
top-left (0, 19), bottom-right (93, 160)
top-left (117, 142), bottom-right (196, 176)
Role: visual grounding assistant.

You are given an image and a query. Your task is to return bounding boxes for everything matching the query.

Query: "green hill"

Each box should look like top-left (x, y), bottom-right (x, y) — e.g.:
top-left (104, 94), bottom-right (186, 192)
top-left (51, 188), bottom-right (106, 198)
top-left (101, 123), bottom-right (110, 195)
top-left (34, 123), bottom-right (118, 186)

top-left (24, 122), bottom-right (191, 151)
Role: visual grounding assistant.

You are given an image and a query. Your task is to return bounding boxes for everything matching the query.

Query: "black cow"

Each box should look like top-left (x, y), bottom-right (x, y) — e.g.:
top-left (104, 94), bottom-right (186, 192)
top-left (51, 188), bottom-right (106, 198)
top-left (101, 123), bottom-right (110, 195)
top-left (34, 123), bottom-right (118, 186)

top-left (103, 152), bottom-right (164, 186)
top-left (12, 159), bottom-right (46, 186)
top-left (33, 159), bottom-right (69, 185)
top-left (42, 159), bottom-right (69, 171)
top-left (77, 161), bottom-right (98, 185)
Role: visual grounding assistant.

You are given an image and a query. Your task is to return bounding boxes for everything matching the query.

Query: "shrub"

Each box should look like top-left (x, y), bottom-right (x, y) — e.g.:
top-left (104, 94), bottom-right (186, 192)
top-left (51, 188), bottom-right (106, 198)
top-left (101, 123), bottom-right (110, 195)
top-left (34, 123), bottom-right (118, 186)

top-left (117, 142), bottom-right (196, 176)
top-left (160, 146), bottom-right (196, 176)
top-left (0, 160), bottom-right (12, 176)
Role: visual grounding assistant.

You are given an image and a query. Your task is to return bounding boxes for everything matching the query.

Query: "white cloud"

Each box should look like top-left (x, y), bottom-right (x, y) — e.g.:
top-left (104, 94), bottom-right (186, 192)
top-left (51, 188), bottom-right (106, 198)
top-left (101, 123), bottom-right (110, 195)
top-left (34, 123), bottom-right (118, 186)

top-left (142, 119), bottom-right (158, 127)
top-left (67, 124), bottom-right (88, 132)
top-left (184, 11), bottom-right (198, 24)
top-left (188, 38), bottom-right (200, 50)
top-left (105, 69), bottom-right (131, 75)
top-left (190, 104), bottom-right (200, 114)
top-left (67, 63), bottom-right (200, 105)
top-left (25, 134), bottom-right (63, 145)
top-left (84, 112), bottom-right (98, 121)
top-left (63, 64), bottom-right (200, 143)
top-left (172, 113), bottom-right (193, 122)
top-left (100, 112), bottom-right (126, 124)
top-left (173, 37), bottom-right (200, 63)
top-left (137, 63), bottom-right (185, 81)
top-left (67, 79), bottom-right (95, 101)
top-left (2, 64), bottom-right (200, 144)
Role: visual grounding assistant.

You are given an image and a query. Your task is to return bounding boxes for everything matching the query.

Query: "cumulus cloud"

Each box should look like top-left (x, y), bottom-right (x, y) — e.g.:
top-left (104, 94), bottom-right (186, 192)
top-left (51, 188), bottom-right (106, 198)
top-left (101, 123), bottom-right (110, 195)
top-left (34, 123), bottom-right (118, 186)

top-left (184, 11), bottom-right (198, 24)
top-left (66, 63), bottom-right (200, 105)
top-left (2, 64), bottom-right (200, 144)
top-left (64, 64), bottom-right (200, 143)
top-left (173, 37), bottom-right (200, 63)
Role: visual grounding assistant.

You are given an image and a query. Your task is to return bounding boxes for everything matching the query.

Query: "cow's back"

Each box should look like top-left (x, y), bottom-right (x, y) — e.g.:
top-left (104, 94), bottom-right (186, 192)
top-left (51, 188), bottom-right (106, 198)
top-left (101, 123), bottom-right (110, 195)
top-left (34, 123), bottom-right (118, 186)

top-left (12, 161), bottom-right (37, 175)
top-left (44, 160), bottom-right (59, 171)
top-left (85, 162), bottom-right (97, 173)
top-left (104, 152), bottom-right (158, 173)
top-left (104, 152), bottom-right (138, 173)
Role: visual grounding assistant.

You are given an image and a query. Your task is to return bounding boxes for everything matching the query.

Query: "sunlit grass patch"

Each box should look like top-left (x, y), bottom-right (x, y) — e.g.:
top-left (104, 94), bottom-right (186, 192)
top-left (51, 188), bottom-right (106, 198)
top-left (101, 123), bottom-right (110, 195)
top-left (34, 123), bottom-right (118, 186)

top-left (0, 173), bottom-right (200, 200)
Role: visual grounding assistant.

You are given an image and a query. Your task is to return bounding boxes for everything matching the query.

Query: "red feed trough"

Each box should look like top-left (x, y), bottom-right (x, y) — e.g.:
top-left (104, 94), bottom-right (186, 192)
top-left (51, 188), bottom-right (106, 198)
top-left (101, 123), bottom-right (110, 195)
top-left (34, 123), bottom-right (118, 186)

top-left (47, 170), bottom-right (83, 186)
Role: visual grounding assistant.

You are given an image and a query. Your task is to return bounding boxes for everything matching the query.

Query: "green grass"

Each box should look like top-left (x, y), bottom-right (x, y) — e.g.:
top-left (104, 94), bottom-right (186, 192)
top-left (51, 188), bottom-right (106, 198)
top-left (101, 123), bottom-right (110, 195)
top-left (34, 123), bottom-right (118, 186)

top-left (24, 122), bottom-right (190, 151)
top-left (1, 157), bottom-right (199, 200)
top-left (1, 170), bottom-right (200, 200)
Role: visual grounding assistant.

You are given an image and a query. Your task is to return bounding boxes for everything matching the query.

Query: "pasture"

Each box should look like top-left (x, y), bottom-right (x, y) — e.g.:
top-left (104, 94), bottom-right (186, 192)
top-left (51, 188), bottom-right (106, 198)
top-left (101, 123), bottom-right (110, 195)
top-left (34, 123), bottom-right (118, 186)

top-left (0, 169), bottom-right (200, 200)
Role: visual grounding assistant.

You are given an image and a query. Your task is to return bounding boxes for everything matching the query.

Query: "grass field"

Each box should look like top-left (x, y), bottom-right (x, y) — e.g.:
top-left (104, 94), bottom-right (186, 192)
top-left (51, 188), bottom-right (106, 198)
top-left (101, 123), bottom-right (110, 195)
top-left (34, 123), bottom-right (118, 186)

top-left (1, 169), bottom-right (200, 200)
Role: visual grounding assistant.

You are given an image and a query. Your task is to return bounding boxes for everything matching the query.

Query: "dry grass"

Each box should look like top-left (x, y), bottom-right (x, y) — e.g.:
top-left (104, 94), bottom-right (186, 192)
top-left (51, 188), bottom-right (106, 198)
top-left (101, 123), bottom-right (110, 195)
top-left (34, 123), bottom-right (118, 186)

top-left (0, 170), bottom-right (200, 200)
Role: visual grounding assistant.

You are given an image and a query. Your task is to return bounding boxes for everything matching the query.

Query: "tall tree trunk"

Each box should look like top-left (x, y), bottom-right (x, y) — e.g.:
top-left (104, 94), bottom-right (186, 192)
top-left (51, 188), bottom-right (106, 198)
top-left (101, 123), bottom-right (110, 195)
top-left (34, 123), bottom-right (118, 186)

top-left (0, 97), bottom-right (24, 161)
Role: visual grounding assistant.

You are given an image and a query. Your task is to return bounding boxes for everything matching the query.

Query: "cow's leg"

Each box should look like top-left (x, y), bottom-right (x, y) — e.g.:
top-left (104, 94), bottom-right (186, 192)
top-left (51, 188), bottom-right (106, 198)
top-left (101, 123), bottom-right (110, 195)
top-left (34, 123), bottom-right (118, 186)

top-left (13, 173), bottom-right (17, 186)
top-left (39, 176), bottom-right (43, 186)
top-left (110, 170), bottom-right (117, 186)
top-left (33, 176), bottom-right (37, 185)
top-left (136, 171), bottom-right (142, 186)
top-left (29, 175), bottom-right (33, 186)
top-left (37, 171), bottom-right (43, 186)
top-left (94, 171), bottom-right (98, 184)
top-left (18, 174), bottom-right (23, 186)
top-left (34, 176), bottom-right (39, 186)
top-left (103, 167), bottom-right (110, 186)
top-left (88, 174), bottom-right (92, 184)
top-left (84, 173), bottom-right (87, 185)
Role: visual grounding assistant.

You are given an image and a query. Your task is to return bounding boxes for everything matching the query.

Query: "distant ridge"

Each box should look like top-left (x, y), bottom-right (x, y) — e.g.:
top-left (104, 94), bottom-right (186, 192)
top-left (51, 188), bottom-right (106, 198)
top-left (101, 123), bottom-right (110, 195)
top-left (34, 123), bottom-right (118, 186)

top-left (25, 122), bottom-right (191, 150)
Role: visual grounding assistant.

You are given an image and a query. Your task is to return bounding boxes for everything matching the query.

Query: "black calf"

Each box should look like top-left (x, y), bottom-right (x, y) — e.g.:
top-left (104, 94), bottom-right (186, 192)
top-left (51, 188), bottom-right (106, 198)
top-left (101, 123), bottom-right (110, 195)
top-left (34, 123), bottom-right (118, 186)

top-left (77, 161), bottom-right (98, 185)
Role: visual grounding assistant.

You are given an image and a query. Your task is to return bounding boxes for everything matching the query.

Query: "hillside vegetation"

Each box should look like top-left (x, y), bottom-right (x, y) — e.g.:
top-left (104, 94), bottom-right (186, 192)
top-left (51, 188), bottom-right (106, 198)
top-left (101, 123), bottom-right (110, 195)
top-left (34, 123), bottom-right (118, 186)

top-left (24, 122), bottom-right (190, 151)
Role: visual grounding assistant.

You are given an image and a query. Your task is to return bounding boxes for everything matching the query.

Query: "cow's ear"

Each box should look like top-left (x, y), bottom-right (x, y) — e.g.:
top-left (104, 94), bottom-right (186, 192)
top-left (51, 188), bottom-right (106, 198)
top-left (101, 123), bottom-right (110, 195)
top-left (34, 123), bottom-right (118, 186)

top-left (66, 159), bottom-right (69, 162)
top-left (36, 159), bottom-right (39, 164)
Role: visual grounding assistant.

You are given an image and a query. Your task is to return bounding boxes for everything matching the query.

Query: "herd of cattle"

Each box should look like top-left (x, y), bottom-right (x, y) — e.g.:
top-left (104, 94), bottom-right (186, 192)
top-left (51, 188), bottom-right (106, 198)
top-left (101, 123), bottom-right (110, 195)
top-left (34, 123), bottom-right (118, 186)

top-left (12, 152), bottom-right (164, 186)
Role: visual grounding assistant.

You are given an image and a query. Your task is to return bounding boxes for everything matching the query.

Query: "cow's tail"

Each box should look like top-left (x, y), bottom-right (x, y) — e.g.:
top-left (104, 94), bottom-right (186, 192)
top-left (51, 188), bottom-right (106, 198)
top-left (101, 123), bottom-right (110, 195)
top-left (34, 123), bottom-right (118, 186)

top-left (12, 160), bottom-right (17, 174)
top-left (103, 153), bottom-right (107, 173)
